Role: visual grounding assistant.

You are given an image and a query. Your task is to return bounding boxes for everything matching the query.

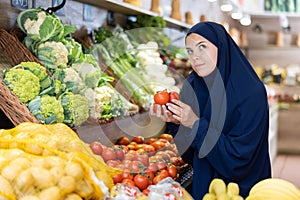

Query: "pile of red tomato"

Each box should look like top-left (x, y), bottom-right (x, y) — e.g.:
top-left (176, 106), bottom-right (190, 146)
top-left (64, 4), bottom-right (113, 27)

top-left (89, 133), bottom-right (185, 195)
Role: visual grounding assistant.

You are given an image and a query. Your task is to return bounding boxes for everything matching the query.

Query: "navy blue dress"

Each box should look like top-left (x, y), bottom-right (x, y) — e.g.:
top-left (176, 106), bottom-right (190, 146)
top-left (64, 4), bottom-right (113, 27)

top-left (167, 22), bottom-right (271, 200)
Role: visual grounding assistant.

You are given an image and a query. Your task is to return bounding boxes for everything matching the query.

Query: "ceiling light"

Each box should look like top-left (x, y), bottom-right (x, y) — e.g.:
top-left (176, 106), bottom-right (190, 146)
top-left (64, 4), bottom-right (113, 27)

top-left (240, 14), bottom-right (251, 26)
top-left (220, 0), bottom-right (233, 12)
top-left (231, 7), bottom-right (243, 20)
top-left (208, 0), bottom-right (217, 2)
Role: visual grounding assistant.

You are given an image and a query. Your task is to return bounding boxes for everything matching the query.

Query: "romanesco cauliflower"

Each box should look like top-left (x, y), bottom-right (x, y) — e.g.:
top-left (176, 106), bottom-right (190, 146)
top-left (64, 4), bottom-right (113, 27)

top-left (60, 92), bottom-right (89, 127)
top-left (3, 67), bottom-right (40, 103)
top-left (27, 95), bottom-right (64, 124)
top-left (19, 61), bottom-right (52, 90)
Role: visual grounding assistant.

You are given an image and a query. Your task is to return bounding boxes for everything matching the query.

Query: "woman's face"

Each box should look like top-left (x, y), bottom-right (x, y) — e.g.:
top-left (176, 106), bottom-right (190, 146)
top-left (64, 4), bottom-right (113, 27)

top-left (185, 33), bottom-right (218, 77)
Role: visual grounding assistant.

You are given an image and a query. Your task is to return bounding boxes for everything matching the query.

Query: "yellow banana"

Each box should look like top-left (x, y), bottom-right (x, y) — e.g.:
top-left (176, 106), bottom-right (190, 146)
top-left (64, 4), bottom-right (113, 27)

top-left (249, 178), bottom-right (300, 200)
top-left (247, 186), bottom-right (300, 200)
top-left (217, 192), bottom-right (230, 200)
top-left (202, 193), bottom-right (217, 200)
top-left (231, 195), bottom-right (244, 200)
top-left (246, 193), bottom-right (276, 200)
top-left (227, 182), bottom-right (240, 198)
top-left (247, 192), bottom-right (297, 200)
top-left (209, 179), bottom-right (227, 196)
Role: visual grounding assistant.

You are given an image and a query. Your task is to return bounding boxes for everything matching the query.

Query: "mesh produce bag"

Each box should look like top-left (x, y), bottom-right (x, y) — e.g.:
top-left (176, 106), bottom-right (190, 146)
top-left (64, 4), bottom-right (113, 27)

top-left (0, 122), bottom-right (121, 199)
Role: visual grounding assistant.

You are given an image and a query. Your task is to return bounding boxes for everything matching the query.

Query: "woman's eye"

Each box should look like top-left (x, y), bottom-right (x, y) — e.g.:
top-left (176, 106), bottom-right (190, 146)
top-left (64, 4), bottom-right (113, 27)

top-left (186, 49), bottom-right (193, 54)
top-left (198, 44), bottom-right (206, 50)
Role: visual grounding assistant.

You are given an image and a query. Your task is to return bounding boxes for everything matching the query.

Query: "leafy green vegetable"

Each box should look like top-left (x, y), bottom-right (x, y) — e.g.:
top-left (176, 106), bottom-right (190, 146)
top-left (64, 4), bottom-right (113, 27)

top-left (27, 95), bottom-right (64, 124)
top-left (3, 66), bottom-right (40, 103)
top-left (127, 15), bottom-right (166, 29)
top-left (93, 26), bottom-right (113, 44)
top-left (62, 37), bottom-right (84, 65)
top-left (60, 92), bottom-right (89, 127)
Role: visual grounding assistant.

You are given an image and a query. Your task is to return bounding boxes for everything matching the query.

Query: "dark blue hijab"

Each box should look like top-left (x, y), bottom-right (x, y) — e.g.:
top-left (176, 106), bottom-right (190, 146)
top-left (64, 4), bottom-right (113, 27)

top-left (168, 22), bottom-right (271, 199)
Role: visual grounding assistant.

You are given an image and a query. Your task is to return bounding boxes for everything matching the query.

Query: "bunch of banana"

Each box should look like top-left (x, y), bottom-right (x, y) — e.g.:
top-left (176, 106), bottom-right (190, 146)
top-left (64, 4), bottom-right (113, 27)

top-left (246, 178), bottom-right (300, 200)
top-left (203, 178), bottom-right (244, 200)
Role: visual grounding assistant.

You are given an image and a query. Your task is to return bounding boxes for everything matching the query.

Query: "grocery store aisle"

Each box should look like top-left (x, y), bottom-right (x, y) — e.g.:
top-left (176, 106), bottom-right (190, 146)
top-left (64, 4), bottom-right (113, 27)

top-left (272, 154), bottom-right (300, 188)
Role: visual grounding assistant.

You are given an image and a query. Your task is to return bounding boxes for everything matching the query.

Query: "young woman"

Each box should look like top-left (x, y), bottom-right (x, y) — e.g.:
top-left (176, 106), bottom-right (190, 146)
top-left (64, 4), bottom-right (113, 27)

top-left (150, 21), bottom-right (271, 199)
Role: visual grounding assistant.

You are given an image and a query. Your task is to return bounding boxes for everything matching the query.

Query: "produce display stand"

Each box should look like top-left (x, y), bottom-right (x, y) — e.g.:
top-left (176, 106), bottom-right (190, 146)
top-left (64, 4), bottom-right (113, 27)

top-left (0, 28), bottom-right (147, 128)
top-left (0, 27), bottom-right (194, 191)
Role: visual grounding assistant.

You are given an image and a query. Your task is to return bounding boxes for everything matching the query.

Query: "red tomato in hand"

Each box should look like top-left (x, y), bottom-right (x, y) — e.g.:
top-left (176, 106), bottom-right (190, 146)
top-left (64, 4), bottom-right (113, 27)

top-left (89, 141), bottom-right (103, 155)
top-left (169, 91), bottom-right (179, 102)
top-left (154, 90), bottom-right (170, 105)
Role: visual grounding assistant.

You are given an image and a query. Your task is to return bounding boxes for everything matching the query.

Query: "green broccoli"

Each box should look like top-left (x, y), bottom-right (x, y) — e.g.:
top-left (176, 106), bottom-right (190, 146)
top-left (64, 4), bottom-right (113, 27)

top-left (27, 95), bottom-right (64, 124)
top-left (60, 92), bottom-right (89, 127)
top-left (3, 67), bottom-right (40, 103)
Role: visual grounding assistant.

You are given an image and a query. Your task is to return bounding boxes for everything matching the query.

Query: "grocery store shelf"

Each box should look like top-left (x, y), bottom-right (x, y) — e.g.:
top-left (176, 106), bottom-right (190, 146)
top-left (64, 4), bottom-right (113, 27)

top-left (249, 45), bottom-right (300, 50)
top-left (73, 0), bottom-right (192, 30)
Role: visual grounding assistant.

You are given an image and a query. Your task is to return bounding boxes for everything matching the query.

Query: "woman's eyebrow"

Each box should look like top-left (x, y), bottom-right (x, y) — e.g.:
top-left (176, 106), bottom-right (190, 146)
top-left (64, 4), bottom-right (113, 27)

top-left (195, 41), bottom-right (205, 46)
top-left (186, 40), bottom-right (205, 49)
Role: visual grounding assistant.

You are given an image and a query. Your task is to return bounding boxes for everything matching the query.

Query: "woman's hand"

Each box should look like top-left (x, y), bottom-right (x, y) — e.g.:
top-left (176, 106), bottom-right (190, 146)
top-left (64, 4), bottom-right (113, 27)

top-left (149, 104), bottom-right (180, 124)
top-left (167, 99), bottom-right (199, 129)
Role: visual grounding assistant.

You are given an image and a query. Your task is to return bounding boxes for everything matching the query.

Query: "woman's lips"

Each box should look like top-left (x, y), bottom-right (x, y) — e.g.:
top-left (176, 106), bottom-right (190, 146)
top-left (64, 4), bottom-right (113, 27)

top-left (195, 63), bottom-right (205, 68)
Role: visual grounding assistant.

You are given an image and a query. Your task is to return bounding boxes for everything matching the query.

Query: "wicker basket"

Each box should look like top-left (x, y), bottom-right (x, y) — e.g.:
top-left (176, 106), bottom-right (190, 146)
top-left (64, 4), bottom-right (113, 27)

top-left (0, 28), bottom-right (40, 126)
top-left (0, 29), bottom-right (41, 66)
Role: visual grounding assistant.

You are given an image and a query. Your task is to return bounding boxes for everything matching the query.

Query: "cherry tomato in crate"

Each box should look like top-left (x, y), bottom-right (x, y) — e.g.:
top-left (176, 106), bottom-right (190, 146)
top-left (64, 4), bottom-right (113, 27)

top-left (89, 141), bottom-right (103, 155)
top-left (133, 174), bottom-right (149, 191)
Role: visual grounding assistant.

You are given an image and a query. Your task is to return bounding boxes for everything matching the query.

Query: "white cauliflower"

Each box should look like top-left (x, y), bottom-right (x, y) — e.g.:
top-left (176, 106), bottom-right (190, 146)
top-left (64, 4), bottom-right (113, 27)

top-left (84, 86), bottom-right (115, 120)
top-left (37, 41), bottom-right (69, 69)
top-left (64, 68), bottom-right (84, 84)
top-left (84, 88), bottom-right (101, 119)
top-left (94, 86), bottom-right (114, 105)
top-left (24, 11), bottom-right (46, 35)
